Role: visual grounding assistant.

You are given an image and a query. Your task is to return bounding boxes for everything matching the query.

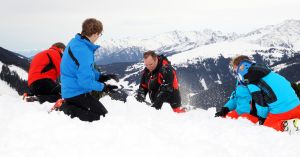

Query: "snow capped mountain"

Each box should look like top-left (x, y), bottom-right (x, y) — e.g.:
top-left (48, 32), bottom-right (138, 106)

top-left (241, 19), bottom-right (300, 49)
top-left (1, 19), bottom-right (300, 110)
top-left (96, 20), bottom-right (300, 65)
top-left (96, 20), bottom-right (300, 109)
top-left (95, 30), bottom-right (238, 65)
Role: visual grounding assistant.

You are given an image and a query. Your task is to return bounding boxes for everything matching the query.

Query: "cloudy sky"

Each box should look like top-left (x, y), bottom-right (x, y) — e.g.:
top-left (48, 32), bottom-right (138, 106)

top-left (1, 0), bottom-right (300, 51)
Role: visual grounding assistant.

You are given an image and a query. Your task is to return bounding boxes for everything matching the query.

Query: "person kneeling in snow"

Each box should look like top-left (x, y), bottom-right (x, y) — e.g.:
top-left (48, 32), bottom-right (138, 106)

top-left (58, 18), bottom-right (118, 122)
top-left (231, 55), bottom-right (300, 131)
top-left (27, 42), bottom-right (65, 103)
top-left (215, 83), bottom-right (268, 124)
top-left (135, 51), bottom-right (185, 113)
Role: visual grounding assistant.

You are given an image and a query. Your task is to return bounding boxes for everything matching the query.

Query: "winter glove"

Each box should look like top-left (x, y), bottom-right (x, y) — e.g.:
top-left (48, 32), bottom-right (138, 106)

top-left (135, 93), bottom-right (146, 102)
top-left (151, 91), bottom-right (169, 110)
top-left (215, 107), bottom-right (230, 117)
top-left (98, 74), bottom-right (119, 83)
top-left (103, 84), bottom-right (118, 93)
top-left (258, 117), bottom-right (266, 125)
top-left (135, 88), bottom-right (146, 102)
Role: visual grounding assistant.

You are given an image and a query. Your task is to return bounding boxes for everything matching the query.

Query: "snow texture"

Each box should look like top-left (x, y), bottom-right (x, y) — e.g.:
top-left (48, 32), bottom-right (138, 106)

top-left (0, 88), bottom-right (300, 157)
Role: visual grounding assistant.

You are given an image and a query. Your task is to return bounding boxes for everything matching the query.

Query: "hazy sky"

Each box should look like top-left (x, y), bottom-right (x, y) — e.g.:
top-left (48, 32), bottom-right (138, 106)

top-left (1, 0), bottom-right (300, 51)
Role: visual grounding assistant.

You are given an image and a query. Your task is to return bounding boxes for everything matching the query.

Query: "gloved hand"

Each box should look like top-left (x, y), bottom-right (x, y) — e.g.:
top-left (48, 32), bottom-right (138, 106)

top-left (135, 87), bottom-right (147, 102)
top-left (151, 91), bottom-right (169, 110)
top-left (103, 84), bottom-right (118, 93)
top-left (215, 107), bottom-right (230, 117)
top-left (135, 93), bottom-right (146, 102)
top-left (258, 117), bottom-right (266, 125)
top-left (99, 74), bottom-right (119, 82)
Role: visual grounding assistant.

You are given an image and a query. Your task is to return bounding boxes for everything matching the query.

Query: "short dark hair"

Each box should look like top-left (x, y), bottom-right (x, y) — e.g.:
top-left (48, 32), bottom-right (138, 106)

top-left (231, 55), bottom-right (251, 67)
top-left (52, 42), bottom-right (66, 51)
top-left (81, 18), bottom-right (103, 37)
top-left (143, 50), bottom-right (157, 59)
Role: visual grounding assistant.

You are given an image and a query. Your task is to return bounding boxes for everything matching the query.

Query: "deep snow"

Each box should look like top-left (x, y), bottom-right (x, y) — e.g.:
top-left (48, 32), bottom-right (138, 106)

top-left (0, 81), bottom-right (300, 157)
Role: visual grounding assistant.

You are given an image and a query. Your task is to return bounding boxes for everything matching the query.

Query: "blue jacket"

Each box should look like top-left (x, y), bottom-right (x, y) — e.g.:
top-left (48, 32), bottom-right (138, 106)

top-left (60, 34), bottom-right (104, 99)
top-left (224, 85), bottom-right (252, 115)
top-left (237, 62), bottom-right (300, 115)
top-left (247, 72), bottom-right (300, 114)
top-left (225, 83), bottom-right (269, 118)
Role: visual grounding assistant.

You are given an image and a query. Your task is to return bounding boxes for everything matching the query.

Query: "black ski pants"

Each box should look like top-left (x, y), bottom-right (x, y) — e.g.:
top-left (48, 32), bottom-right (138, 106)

top-left (60, 93), bottom-right (108, 122)
top-left (29, 78), bottom-right (61, 103)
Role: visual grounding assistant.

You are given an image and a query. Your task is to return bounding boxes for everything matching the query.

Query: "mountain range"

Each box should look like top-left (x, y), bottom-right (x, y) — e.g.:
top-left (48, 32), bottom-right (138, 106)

top-left (1, 19), bottom-right (300, 110)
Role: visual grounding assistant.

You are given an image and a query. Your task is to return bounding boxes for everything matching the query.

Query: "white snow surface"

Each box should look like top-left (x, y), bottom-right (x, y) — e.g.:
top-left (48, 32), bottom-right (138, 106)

top-left (0, 80), bottom-right (19, 97)
top-left (1, 88), bottom-right (300, 157)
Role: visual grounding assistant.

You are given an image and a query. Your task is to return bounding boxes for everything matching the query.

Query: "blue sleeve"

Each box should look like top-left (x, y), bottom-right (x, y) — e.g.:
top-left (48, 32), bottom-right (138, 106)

top-left (224, 91), bottom-right (237, 111)
top-left (93, 66), bottom-right (101, 80)
top-left (74, 47), bottom-right (104, 91)
top-left (255, 104), bottom-right (269, 118)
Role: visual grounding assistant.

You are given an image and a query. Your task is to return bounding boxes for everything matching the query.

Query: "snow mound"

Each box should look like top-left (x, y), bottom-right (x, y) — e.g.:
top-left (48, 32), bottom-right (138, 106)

top-left (0, 94), bottom-right (300, 157)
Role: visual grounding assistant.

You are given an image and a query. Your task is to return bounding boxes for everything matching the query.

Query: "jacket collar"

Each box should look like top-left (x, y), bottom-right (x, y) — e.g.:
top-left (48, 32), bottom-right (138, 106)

top-left (49, 46), bottom-right (63, 54)
top-left (75, 33), bottom-right (100, 52)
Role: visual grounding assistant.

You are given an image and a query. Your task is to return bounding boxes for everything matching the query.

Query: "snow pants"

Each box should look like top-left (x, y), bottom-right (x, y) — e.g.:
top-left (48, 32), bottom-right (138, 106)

top-left (60, 93), bottom-right (108, 122)
top-left (264, 104), bottom-right (300, 131)
top-left (226, 110), bottom-right (259, 124)
top-left (29, 78), bottom-right (61, 103)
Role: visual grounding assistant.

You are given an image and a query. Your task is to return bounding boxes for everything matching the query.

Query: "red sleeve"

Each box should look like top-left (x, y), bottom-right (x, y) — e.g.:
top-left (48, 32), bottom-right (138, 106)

top-left (49, 50), bottom-right (62, 77)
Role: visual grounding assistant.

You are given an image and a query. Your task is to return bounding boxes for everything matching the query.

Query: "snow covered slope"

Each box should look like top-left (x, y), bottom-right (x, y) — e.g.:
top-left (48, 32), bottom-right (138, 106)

top-left (242, 20), bottom-right (300, 49)
top-left (0, 91), bottom-right (300, 157)
top-left (0, 80), bottom-right (18, 97)
top-left (95, 20), bottom-right (300, 65)
top-left (6, 64), bottom-right (28, 80)
top-left (95, 30), bottom-right (237, 64)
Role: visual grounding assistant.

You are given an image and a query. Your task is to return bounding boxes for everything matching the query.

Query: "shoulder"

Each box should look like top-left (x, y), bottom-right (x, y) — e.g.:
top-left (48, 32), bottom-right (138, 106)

top-left (244, 63), bottom-right (271, 83)
top-left (235, 85), bottom-right (250, 96)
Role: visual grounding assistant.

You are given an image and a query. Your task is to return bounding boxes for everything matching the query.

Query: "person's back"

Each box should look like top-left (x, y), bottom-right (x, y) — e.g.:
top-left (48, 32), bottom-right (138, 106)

top-left (59, 18), bottom-right (118, 122)
top-left (28, 45), bottom-right (64, 86)
top-left (258, 71), bottom-right (299, 114)
top-left (232, 55), bottom-right (300, 131)
top-left (61, 34), bottom-right (101, 98)
top-left (26, 42), bottom-right (65, 103)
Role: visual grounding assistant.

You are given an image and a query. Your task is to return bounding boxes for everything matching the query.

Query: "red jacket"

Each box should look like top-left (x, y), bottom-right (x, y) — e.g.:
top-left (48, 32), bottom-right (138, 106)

top-left (139, 55), bottom-right (179, 102)
top-left (28, 46), bottom-right (63, 86)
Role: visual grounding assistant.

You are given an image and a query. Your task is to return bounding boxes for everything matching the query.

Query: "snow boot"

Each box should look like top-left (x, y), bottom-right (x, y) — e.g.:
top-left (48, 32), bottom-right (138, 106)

top-left (48, 99), bottom-right (65, 113)
top-left (283, 119), bottom-right (299, 135)
top-left (173, 107), bottom-right (186, 113)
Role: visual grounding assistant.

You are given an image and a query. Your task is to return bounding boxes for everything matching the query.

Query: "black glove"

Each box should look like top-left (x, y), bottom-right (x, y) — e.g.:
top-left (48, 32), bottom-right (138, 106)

top-left (103, 84), bottom-right (118, 93)
top-left (99, 74), bottom-right (119, 82)
top-left (135, 93), bottom-right (146, 102)
top-left (135, 87), bottom-right (147, 102)
top-left (215, 107), bottom-right (230, 117)
top-left (151, 91), bottom-right (169, 110)
top-left (258, 117), bottom-right (266, 125)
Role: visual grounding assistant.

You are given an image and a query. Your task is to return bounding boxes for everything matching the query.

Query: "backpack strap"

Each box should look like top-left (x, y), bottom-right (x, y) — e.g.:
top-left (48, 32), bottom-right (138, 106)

top-left (41, 53), bottom-right (54, 73)
top-left (68, 47), bottom-right (80, 67)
